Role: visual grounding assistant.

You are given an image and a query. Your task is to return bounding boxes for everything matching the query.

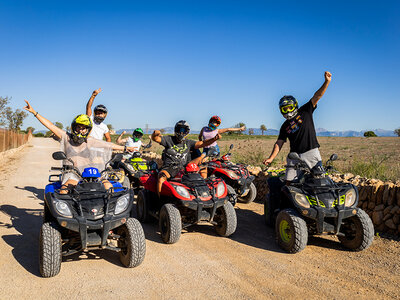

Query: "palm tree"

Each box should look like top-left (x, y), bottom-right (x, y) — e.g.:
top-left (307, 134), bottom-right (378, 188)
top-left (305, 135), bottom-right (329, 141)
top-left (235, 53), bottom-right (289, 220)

top-left (260, 124), bottom-right (267, 135)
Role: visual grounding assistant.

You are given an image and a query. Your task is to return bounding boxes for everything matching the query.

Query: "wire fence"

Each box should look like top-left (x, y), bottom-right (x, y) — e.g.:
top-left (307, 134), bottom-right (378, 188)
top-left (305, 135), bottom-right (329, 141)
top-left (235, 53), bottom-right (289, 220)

top-left (0, 128), bottom-right (31, 152)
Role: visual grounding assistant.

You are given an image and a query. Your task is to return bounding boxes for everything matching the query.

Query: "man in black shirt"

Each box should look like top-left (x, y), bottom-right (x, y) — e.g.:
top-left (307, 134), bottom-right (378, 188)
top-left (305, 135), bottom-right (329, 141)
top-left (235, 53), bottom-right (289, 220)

top-left (152, 120), bottom-right (221, 197)
top-left (263, 71), bottom-right (332, 181)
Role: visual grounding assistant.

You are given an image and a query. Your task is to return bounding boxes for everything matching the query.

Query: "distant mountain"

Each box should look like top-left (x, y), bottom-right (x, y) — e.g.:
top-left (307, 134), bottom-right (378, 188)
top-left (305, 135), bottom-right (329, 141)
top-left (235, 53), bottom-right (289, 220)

top-left (115, 127), bottom-right (397, 137)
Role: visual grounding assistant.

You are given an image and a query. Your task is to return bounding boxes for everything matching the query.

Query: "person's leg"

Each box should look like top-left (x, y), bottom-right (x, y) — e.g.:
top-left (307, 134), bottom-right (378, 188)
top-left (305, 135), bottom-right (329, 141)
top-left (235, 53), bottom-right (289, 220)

top-left (102, 179), bottom-right (113, 190)
top-left (284, 156), bottom-right (298, 184)
top-left (157, 170), bottom-right (170, 198)
top-left (299, 148), bottom-right (322, 169)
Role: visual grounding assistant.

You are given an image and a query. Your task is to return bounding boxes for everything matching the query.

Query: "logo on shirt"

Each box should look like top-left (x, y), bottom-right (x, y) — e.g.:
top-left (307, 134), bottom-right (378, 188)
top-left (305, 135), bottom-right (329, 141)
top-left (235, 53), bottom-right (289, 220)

top-left (285, 115), bottom-right (303, 134)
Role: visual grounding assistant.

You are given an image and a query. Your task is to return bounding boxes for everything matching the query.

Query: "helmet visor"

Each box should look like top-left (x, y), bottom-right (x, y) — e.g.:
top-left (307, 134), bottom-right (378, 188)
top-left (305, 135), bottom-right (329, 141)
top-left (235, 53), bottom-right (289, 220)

top-left (280, 104), bottom-right (296, 114)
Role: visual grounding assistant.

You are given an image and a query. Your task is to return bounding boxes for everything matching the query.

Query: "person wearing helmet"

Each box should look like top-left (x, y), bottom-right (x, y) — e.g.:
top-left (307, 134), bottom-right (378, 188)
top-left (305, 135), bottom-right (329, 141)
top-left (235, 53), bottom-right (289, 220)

top-left (199, 115), bottom-right (246, 157)
top-left (116, 128), bottom-right (151, 159)
top-left (151, 120), bottom-right (222, 197)
top-left (263, 71), bottom-right (332, 182)
top-left (24, 100), bottom-right (137, 193)
top-left (86, 88), bottom-right (111, 142)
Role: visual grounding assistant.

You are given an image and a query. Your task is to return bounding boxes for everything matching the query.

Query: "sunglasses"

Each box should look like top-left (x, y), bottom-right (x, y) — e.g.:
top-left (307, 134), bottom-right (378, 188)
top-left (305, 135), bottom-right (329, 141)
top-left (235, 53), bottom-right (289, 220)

top-left (280, 104), bottom-right (296, 113)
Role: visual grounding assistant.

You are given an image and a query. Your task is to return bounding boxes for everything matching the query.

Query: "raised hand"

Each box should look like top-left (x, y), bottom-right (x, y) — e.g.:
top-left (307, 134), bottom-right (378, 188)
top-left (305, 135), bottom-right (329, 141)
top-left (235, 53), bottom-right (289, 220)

top-left (324, 71), bottom-right (332, 82)
top-left (23, 100), bottom-right (36, 115)
top-left (92, 88), bottom-right (102, 97)
top-left (240, 126), bottom-right (246, 131)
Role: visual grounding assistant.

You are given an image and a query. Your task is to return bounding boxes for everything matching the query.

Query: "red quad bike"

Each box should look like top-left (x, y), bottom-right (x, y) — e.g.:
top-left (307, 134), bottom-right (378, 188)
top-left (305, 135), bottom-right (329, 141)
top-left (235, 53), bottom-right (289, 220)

top-left (136, 163), bottom-right (237, 244)
top-left (205, 144), bottom-right (256, 204)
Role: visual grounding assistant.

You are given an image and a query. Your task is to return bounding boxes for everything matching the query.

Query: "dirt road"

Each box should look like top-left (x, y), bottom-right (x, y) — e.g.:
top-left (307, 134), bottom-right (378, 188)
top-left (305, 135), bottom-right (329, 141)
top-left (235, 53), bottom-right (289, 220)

top-left (0, 138), bottom-right (399, 299)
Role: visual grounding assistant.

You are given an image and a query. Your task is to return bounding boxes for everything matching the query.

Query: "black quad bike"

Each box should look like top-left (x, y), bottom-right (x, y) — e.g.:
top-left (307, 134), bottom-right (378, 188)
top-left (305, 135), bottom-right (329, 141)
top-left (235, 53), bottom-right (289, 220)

top-left (205, 144), bottom-right (256, 204)
top-left (265, 152), bottom-right (374, 253)
top-left (40, 151), bottom-right (146, 277)
top-left (136, 163), bottom-right (237, 244)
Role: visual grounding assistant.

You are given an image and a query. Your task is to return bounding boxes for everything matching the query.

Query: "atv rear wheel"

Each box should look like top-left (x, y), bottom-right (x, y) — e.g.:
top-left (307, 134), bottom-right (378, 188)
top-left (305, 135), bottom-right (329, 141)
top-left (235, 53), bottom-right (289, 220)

top-left (136, 190), bottom-right (151, 222)
top-left (117, 218), bottom-right (146, 268)
top-left (39, 222), bottom-right (62, 277)
top-left (214, 202), bottom-right (237, 237)
top-left (159, 204), bottom-right (182, 244)
top-left (275, 209), bottom-right (308, 253)
top-left (338, 209), bottom-right (374, 251)
top-left (264, 193), bottom-right (276, 227)
top-left (238, 182), bottom-right (257, 203)
top-left (226, 184), bottom-right (237, 206)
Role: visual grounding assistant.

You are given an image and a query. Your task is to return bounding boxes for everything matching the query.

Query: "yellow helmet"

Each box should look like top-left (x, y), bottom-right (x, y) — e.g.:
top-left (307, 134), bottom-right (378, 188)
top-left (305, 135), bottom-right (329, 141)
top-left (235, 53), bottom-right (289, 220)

top-left (70, 114), bottom-right (93, 144)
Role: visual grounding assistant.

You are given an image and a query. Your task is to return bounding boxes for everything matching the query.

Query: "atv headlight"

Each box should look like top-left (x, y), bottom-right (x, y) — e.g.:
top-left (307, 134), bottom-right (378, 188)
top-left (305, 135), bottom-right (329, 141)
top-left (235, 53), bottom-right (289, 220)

top-left (344, 188), bottom-right (357, 207)
top-left (225, 170), bottom-right (240, 179)
top-left (54, 200), bottom-right (73, 218)
top-left (115, 194), bottom-right (130, 215)
top-left (175, 185), bottom-right (190, 199)
top-left (216, 182), bottom-right (226, 197)
top-left (293, 193), bottom-right (310, 208)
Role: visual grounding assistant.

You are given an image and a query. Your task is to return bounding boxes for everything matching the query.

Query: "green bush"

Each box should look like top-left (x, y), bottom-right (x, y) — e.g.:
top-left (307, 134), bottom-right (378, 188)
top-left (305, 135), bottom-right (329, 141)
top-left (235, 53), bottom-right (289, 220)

top-left (34, 132), bottom-right (45, 137)
top-left (363, 131), bottom-right (377, 137)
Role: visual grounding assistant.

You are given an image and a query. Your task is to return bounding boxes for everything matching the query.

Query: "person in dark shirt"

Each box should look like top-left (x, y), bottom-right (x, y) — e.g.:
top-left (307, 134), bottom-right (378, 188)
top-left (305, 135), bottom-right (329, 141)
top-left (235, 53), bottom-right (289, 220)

top-left (263, 71), bottom-right (332, 182)
top-left (151, 120), bottom-right (221, 197)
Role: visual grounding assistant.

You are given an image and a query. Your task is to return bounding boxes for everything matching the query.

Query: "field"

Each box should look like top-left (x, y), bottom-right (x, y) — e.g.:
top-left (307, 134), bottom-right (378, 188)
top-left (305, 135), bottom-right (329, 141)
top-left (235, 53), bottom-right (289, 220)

top-left (111, 134), bottom-right (400, 182)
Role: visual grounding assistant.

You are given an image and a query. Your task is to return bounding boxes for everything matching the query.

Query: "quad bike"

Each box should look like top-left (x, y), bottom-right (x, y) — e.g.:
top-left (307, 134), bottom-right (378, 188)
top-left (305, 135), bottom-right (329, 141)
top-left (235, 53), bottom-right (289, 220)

top-left (136, 162), bottom-right (237, 244)
top-left (205, 144), bottom-right (256, 204)
top-left (265, 152), bottom-right (374, 253)
top-left (40, 151), bottom-right (146, 277)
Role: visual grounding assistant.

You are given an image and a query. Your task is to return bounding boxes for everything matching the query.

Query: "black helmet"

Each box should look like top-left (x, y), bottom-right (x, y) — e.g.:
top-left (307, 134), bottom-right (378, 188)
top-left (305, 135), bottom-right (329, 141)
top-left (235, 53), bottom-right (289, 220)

top-left (71, 114), bottom-right (93, 144)
top-left (174, 120), bottom-right (190, 142)
top-left (93, 104), bottom-right (108, 123)
top-left (279, 95), bottom-right (298, 120)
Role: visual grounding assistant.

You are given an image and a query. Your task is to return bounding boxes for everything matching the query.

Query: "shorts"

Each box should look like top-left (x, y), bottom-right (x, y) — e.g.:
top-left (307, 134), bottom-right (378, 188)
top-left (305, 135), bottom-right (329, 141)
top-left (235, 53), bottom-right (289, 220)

top-left (61, 172), bottom-right (81, 185)
top-left (285, 148), bottom-right (322, 182)
top-left (160, 164), bottom-right (181, 179)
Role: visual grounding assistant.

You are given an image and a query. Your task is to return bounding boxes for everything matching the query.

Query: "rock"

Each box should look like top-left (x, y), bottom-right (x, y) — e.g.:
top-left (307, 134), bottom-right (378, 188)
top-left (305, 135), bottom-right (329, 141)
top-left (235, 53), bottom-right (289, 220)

top-left (384, 205), bottom-right (394, 216)
top-left (388, 186), bottom-right (396, 206)
top-left (374, 204), bottom-right (385, 211)
top-left (362, 202), bottom-right (368, 210)
top-left (382, 183), bottom-right (394, 205)
top-left (377, 223), bottom-right (385, 231)
top-left (367, 201), bottom-right (375, 210)
top-left (372, 211), bottom-right (384, 225)
top-left (383, 213), bottom-right (392, 222)
top-left (390, 205), bottom-right (399, 215)
top-left (359, 187), bottom-right (368, 202)
top-left (376, 185), bottom-right (385, 204)
top-left (397, 187), bottom-right (400, 206)
top-left (247, 166), bottom-right (262, 176)
top-left (393, 214), bottom-right (400, 225)
top-left (385, 219), bottom-right (397, 230)
top-left (343, 173), bottom-right (354, 180)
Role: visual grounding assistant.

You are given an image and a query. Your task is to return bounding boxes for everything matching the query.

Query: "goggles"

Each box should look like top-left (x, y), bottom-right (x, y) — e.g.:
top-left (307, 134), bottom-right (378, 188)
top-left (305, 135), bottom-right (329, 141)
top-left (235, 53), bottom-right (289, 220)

top-left (280, 104), bottom-right (296, 114)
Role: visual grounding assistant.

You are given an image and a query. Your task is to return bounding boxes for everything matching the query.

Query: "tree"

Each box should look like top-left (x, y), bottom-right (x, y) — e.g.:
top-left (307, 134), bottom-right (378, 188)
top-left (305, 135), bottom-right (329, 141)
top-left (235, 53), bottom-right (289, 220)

top-left (45, 131), bottom-right (53, 137)
top-left (5, 107), bottom-right (28, 131)
top-left (54, 122), bottom-right (63, 129)
top-left (395, 128), bottom-right (400, 137)
top-left (0, 96), bottom-right (11, 126)
top-left (107, 124), bottom-right (114, 131)
top-left (248, 128), bottom-right (254, 135)
top-left (363, 131), bottom-right (377, 137)
top-left (66, 125), bottom-right (71, 132)
top-left (260, 124), bottom-right (267, 135)
top-left (26, 126), bottom-right (35, 134)
top-left (160, 128), bottom-right (166, 134)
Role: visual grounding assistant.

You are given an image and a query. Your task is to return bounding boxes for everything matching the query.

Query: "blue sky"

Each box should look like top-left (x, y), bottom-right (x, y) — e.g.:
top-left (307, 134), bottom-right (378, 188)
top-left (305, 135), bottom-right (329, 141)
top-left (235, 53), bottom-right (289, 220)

top-left (1, 0), bottom-right (399, 132)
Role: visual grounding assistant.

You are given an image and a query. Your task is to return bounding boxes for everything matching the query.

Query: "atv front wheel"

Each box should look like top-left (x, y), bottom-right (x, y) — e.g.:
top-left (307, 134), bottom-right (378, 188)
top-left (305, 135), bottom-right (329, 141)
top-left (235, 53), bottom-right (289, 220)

top-left (136, 190), bottom-right (151, 222)
top-left (275, 209), bottom-right (308, 253)
top-left (117, 218), bottom-right (146, 268)
top-left (338, 209), bottom-right (374, 251)
top-left (226, 184), bottom-right (237, 206)
top-left (238, 182), bottom-right (257, 203)
top-left (39, 222), bottom-right (62, 277)
top-left (214, 202), bottom-right (237, 237)
top-left (159, 204), bottom-right (182, 244)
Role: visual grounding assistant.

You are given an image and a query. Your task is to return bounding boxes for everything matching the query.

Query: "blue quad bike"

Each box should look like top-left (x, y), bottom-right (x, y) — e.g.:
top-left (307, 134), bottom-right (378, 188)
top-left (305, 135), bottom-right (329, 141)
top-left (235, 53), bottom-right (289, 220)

top-left (40, 151), bottom-right (146, 278)
top-left (265, 153), bottom-right (374, 253)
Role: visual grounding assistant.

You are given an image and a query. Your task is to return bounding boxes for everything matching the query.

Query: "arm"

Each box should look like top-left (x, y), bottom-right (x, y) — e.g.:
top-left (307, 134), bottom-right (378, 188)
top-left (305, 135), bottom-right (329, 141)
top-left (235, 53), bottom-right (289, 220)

top-left (110, 143), bottom-right (136, 152)
top-left (86, 88), bottom-right (102, 117)
top-left (218, 126), bottom-right (246, 134)
top-left (310, 72), bottom-right (332, 107)
top-left (23, 100), bottom-right (64, 139)
top-left (263, 139), bottom-right (285, 165)
top-left (151, 130), bottom-right (162, 144)
top-left (198, 128), bottom-right (204, 141)
top-left (116, 131), bottom-right (127, 145)
top-left (104, 132), bottom-right (111, 142)
top-left (194, 134), bottom-right (221, 149)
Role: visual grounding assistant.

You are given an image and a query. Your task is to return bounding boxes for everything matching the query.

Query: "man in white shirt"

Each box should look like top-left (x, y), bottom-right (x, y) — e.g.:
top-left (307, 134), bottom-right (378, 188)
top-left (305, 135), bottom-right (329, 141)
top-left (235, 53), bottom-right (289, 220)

top-left (86, 88), bottom-right (111, 142)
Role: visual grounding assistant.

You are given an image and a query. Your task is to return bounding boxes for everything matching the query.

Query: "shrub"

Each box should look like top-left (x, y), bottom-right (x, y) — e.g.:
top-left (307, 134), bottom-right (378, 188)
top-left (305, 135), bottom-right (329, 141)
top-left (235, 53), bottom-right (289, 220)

top-left (363, 131), bottom-right (377, 137)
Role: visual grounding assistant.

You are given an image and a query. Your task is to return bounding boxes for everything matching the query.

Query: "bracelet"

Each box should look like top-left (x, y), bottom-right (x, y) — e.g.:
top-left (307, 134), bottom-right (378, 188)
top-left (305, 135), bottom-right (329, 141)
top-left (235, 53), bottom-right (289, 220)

top-left (124, 145), bottom-right (127, 152)
top-left (34, 112), bottom-right (38, 117)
